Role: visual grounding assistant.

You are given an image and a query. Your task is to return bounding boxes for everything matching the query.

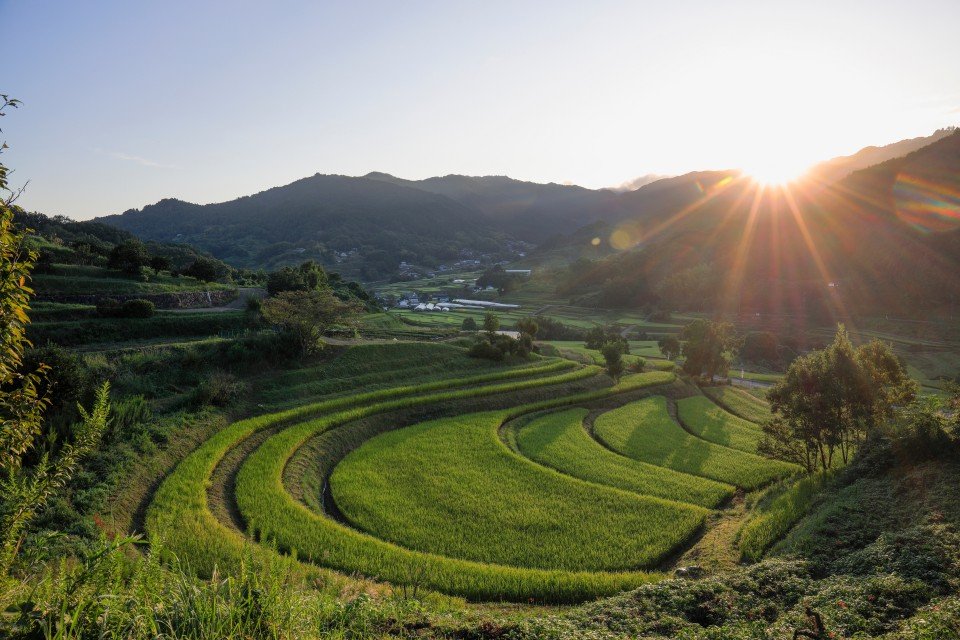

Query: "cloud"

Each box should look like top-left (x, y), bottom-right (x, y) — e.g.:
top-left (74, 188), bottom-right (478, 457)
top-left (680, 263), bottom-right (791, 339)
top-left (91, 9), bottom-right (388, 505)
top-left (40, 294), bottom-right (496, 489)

top-left (96, 148), bottom-right (177, 169)
top-left (610, 173), bottom-right (672, 192)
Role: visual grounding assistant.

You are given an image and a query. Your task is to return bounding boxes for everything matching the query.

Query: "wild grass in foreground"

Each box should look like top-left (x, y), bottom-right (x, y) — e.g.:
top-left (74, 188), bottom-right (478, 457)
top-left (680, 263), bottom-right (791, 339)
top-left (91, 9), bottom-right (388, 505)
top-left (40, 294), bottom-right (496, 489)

top-left (593, 396), bottom-right (798, 489)
top-left (738, 472), bottom-right (832, 561)
top-left (514, 408), bottom-right (733, 508)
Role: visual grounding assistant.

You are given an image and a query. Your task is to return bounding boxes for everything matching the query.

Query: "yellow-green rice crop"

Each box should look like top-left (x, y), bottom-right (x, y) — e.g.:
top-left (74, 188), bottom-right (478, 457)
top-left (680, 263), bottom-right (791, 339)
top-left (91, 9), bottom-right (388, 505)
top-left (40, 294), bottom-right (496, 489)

top-left (515, 408), bottom-right (733, 508)
top-left (703, 386), bottom-right (773, 424)
top-left (676, 395), bottom-right (764, 453)
top-left (331, 409), bottom-right (707, 571)
top-left (593, 397), bottom-right (798, 489)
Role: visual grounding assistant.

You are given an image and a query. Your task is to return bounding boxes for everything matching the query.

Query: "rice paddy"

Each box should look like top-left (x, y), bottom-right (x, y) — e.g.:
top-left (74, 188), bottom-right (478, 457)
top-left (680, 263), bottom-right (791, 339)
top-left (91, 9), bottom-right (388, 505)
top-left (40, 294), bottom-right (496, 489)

top-left (676, 395), bottom-right (765, 453)
top-left (143, 336), bottom-right (804, 603)
top-left (514, 408), bottom-right (733, 508)
top-left (593, 396), bottom-right (799, 489)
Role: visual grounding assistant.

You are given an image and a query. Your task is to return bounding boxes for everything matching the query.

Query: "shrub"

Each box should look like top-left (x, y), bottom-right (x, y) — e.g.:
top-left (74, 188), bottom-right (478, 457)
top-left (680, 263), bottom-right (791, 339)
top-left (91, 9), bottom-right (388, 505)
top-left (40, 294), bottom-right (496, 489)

top-left (121, 298), bottom-right (155, 318)
top-left (461, 316), bottom-right (478, 331)
top-left (192, 371), bottom-right (245, 407)
top-left (468, 339), bottom-right (505, 361)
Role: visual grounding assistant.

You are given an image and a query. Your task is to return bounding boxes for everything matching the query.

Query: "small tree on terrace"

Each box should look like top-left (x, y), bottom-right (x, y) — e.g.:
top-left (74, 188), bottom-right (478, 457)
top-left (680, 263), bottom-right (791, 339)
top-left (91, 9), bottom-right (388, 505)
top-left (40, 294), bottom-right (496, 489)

top-left (658, 335), bottom-right (681, 360)
top-left (516, 317), bottom-right (539, 339)
top-left (461, 316), bottom-right (478, 331)
top-left (601, 341), bottom-right (625, 381)
top-left (261, 289), bottom-right (363, 355)
top-left (759, 325), bottom-right (917, 472)
top-left (482, 312), bottom-right (499, 336)
top-left (680, 319), bottom-right (737, 380)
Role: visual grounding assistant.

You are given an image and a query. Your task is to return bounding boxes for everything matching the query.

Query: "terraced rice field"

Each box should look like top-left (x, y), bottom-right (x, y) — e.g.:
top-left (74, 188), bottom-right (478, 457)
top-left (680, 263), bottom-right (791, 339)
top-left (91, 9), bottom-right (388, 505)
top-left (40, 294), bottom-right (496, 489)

top-left (331, 410), bottom-right (707, 571)
top-left (676, 395), bottom-right (765, 453)
top-left (594, 397), bottom-right (799, 489)
top-left (144, 339), bottom-right (801, 603)
top-left (703, 386), bottom-right (773, 423)
top-left (515, 408), bottom-right (733, 508)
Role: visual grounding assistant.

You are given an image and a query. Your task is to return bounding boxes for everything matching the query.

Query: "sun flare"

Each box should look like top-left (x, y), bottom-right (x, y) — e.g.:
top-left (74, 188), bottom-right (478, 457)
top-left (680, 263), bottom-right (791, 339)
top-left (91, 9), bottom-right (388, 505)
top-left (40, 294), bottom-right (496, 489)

top-left (743, 159), bottom-right (811, 186)
top-left (743, 158), bottom-right (810, 186)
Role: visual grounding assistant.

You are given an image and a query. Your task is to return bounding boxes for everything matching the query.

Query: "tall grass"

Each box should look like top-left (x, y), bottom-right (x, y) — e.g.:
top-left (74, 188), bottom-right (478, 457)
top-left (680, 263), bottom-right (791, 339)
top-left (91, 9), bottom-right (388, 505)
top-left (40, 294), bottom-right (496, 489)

top-left (515, 408), bottom-right (733, 508)
top-left (738, 472), bottom-right (830, 561)
top-left (330, 408), bottom-right (707, 572)
top-left (676, 395), bottom-right (764, 453)
top-left (230, 372), bottom-right (675, 602)
top-left (593, 396), bottom-right (798, 489)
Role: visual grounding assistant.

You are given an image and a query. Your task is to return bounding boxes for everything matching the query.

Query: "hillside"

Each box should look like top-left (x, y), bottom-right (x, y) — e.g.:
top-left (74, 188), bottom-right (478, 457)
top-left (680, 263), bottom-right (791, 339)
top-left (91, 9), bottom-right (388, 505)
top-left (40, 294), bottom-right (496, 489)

top-left (806, 127), bottom-right (957, 184)
top-left (544, 131), bottom-right (960, 318)
top-left (364, 172), bottom-right (623, 241)
top-left (98, 174), bottom-right (511, 277)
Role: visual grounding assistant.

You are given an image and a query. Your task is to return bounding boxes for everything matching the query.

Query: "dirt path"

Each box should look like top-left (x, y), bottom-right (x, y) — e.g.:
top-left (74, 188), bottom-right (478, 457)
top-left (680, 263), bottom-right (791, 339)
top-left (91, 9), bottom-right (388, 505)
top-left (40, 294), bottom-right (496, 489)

top-left (671, 490), bottom-right (748, 572)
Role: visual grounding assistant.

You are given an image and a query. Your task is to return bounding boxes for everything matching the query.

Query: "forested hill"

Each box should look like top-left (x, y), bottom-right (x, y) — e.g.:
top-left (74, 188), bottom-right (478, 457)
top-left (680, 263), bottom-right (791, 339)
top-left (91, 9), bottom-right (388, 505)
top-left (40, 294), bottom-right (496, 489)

top-left (98, 174), bottom-right (509, 276)
top-left (549, 130), bottom-right (960, 318)
top-left (363, 172), bottom-right (623, 241)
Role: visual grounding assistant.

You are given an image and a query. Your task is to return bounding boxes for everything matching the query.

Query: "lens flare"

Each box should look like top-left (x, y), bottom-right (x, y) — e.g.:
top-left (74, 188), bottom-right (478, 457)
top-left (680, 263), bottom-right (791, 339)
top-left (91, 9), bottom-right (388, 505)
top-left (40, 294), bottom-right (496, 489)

top-left (893, 172), bottom-right (960, 233)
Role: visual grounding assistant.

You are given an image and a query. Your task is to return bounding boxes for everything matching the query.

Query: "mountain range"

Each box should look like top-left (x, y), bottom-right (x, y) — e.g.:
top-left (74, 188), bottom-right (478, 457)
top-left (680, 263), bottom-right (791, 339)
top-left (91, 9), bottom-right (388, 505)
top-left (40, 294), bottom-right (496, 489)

top-left (98, 128), bottom-right (960, 314)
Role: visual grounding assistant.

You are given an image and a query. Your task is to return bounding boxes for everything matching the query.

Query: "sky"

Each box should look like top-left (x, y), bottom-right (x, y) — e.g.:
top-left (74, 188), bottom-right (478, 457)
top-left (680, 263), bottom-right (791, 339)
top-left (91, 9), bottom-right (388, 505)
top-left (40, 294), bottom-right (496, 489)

top-left (3, 0), bottom-right (959, 220)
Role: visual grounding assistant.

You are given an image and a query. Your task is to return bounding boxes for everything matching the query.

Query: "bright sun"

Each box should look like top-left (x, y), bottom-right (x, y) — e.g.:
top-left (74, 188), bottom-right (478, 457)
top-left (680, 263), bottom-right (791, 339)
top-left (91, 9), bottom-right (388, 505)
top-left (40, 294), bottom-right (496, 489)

top-left (743, 158), bottom-right (811, 186)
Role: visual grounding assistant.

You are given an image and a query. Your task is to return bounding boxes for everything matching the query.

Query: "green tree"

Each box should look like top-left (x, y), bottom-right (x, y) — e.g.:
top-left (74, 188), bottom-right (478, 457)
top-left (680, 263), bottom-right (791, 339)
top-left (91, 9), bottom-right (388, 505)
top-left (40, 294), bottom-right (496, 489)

top-left (482, 312), bottom-right (500, 335)
top-left (260, 288), bottom-right (362, 355)
top-left (1, 97), bottom-right (110, 598)
top-left (658, 335), bottom-right (681, 360)
top-left (516, 317), bottom-right (539, 339)
top-left (266, 260), bottom-right (329, 295)
top-left (680, 319), bottom-right (737, 380)
top-left (601, 341), bottom-right (624, 381)
top-left (107, 240), bottom-right (150, 274)
top-left (183, 256), bottom-right (229, 282)
top-left (461, 316), bottom-right (478, 331)
top-left (585, 325), bottom-right (629, 353)
top-left (760, 325), bottom-right (917, 472)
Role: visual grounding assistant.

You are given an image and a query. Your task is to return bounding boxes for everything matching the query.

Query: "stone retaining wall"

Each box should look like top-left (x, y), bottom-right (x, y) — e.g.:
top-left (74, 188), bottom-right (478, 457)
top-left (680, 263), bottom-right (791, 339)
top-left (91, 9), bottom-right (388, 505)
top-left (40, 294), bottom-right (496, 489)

top-left (37, 289), bottom-right (238, 309)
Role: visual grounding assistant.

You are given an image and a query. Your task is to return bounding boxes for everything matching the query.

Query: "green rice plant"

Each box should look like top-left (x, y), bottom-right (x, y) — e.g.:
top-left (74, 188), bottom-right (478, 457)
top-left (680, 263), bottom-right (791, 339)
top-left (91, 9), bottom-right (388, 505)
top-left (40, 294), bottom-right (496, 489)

top-left (676, 395), bottom-right (764, 453)
top-left (232, 371), bottom-right (678, 602)
top-left (514, 408), bottom-right (734, 508)
top-left (593, 397), bottom-right (799, 489)
top-left (703, 385), bottom-right (773, 423)
top-left (149, 366), bottom-right (670, 602)
top-left (330, 409), bottom-right (707, 572)
top-left (738, 472), bottom-right (830, 561)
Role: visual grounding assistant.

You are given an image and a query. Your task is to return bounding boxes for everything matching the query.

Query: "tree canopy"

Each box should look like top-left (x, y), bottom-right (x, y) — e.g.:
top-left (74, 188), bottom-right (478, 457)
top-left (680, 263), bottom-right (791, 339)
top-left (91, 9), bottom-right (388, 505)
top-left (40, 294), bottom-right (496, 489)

top-left (760, 325), bottom-right (917, 472)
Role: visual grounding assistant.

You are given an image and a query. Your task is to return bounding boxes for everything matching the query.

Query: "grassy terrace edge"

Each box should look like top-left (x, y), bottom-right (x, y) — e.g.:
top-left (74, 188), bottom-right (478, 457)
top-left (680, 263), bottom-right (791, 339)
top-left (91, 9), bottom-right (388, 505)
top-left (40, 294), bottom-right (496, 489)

top-left (233, 371), bottom-right (675, 603)
top-left (144, 358), bottom-right (583, 579)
